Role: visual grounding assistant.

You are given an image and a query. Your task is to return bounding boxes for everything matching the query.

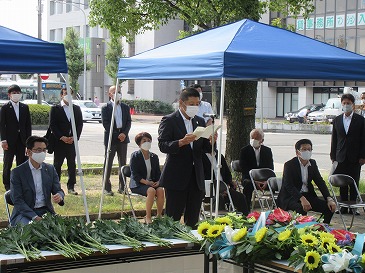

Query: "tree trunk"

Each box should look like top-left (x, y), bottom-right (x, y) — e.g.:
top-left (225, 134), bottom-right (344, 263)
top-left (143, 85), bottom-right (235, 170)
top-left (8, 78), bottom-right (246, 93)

top-left (225, 80), bottom-right (258, 164)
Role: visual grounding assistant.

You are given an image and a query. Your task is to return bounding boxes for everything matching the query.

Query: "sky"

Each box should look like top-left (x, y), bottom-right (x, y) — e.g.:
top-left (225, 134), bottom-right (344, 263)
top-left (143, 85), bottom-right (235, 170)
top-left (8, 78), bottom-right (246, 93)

top-left (0, 0), bottom-right (48, 39)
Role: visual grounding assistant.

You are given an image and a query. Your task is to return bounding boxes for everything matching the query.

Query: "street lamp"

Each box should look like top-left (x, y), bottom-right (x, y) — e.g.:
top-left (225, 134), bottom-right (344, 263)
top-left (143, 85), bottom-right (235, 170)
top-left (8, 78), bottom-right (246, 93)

top-left (51, 0), bottom-right (87, 100)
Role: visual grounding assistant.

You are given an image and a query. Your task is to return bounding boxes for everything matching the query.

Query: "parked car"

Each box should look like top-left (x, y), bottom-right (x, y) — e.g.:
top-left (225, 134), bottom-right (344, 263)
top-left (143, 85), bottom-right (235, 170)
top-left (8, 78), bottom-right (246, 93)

top-left (72, 100), bottom-right (102, 123)
top-left (284, 103), bottom-right (324, 123)
top-left (307, 108), bottom-right (325, 123)
top-left (22, 99), bottom-right (51, 106)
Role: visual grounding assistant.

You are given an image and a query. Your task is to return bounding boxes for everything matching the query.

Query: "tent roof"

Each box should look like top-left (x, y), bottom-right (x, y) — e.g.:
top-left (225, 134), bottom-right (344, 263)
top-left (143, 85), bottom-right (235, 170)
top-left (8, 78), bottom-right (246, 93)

top-left (118, 19), bottom-right (365, 81)
top-left (0, 25), bottom-right (68, 74)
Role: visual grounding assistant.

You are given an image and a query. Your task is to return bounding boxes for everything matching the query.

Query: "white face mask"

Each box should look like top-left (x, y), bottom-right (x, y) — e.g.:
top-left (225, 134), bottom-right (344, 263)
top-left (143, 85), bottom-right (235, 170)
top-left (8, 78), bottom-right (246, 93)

top-left (199, 92), bottom-right (203, 100)
top-left (298, 150), bottom-right (312, 161)
top-left (140, 141), bottom-right (151, 151)
top-left (342, 104), bottom-right (353, 113)
top-left (250, 139), bottom-right (261, 149)
top-left (62, 96), bottom-right (68, 103)
top-left (185, 105), bottom-right (199, 118)
top-left (32, 151), bottom-right (47, 164)
top-left (10, 93), bottom-right (22, 103)
top-left (114, 93), bottom-right (122, 102)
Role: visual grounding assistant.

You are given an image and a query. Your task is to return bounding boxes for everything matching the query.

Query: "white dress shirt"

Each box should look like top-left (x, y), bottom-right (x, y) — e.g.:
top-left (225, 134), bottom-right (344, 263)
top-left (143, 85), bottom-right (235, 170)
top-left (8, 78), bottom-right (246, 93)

top-left (111, 100), bottom-right (123, 129)
top-left (10, 100), bottom-right (19, 121)
top-left (144, 157), bottom-right (152, 181)
top-left (179, 109), bottom-right (193, 148)
top-left (197, 101), bottom-right (214, 123)
top-left (298, 157), bottom-right (311, 193)
top-left (61, 100), bottom-right (71, 121)
top-left (28, 160), bottom-right (46, 208)
top-left (252, 146), bottom-right (260, 166)
top-left (342, 112), bottom-right (353, 134)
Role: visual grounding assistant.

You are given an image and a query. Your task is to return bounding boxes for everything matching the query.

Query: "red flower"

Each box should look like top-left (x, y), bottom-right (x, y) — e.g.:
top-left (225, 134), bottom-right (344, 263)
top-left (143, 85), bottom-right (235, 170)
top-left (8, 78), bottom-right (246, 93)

top-left (296, 215), bottom-right (316, 223)
top-left (247, 211), bottom-right (260, 221)
top-left (268, 208), bottom-right (292, 224)
top-left (330, 229), bottom-right (355, 241)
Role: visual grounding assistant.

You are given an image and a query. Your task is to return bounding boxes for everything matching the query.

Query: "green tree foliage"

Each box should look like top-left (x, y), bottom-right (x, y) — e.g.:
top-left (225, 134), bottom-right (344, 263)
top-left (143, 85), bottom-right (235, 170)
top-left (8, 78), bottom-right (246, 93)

top-left (89, 0), bottom-right (314, 163)
top-left (105, 36), bottom-right (124, 84)
top-left (18, 74), bottom-right (33, 80)
top-left (64, 28), bottom-right (93, 95)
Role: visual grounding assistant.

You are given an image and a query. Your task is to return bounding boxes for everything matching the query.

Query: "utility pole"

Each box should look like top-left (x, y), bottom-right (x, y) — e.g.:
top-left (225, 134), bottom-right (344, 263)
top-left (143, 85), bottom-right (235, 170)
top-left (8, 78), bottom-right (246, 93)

top-left (37, 0), bottom-right (42, 104)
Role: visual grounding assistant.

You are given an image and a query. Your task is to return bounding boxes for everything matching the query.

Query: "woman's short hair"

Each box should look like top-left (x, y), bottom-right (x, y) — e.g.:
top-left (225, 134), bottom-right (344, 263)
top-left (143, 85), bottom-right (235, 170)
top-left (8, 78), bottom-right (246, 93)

top-left (135, 132), bottom-right (152, 146)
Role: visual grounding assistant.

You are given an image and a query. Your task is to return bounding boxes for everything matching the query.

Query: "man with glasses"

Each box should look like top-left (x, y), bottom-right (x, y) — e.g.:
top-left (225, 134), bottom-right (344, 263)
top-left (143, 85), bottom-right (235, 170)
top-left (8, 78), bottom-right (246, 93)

top-left (0, 84), bottom-right (32, 191)
top-left (10, 136), bottom-right (64, 226)
top-left (277, 139), bottom-right (336, 224)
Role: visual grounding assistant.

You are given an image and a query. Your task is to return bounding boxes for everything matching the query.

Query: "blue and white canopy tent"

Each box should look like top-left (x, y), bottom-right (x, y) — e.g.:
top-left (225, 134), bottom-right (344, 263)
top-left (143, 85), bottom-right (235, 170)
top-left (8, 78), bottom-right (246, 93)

top-left (0, 26), bottom-right (90, 222)
top-left (109, 19), bottom-right (365, 216)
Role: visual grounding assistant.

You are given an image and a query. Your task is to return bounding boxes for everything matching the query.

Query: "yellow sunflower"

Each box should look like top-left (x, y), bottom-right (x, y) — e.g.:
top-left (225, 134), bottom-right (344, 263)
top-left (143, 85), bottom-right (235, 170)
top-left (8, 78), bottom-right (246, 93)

top-left (327, 243), bottom-right (341, 254)
top-left (278, 229), bottom-right (292, 242)
top-left (297, 228), bottom-right (306, 235)
top-left (300, 233), bottom-right (319, 247)
top-left (255, 227), bottom-right (268, 243)
top-left (215, 216), bottom-right (232, 226)
top-left (207, 224), bottom-right (224, 238)
top-left (319, 231), bottom-right (336, 242)
top-left (232, 227), bottom-right (248, 242)
top-left (304, 250), bottom-right (321, 270)
top-left (320, 237), bottom-right (334, 251)
top-left (197, 221), bottom-right (211, 238)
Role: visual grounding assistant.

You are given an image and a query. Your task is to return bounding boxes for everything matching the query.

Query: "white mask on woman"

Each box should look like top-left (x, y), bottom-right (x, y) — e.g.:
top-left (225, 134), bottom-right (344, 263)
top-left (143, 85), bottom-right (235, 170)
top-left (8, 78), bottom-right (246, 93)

top-left (140, 141), bottom-right (151, 151)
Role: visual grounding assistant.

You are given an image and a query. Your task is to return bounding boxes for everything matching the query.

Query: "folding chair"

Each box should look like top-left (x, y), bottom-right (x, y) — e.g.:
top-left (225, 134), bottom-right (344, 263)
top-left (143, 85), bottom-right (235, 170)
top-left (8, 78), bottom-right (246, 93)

top-left (4, 190), bottom-right (13, 224)
top-left (120, 165), bottom-right (137, 219)
top-left (230, 160), bottom-right (244, 193)
top-left (200, 180), bottom-right (235, 220)
top-left (328, 174), bottom-right (365, 230)
top-left (267, 177), bottom-right (282, 209)
top-left (249, 168), bottom-right (276, 211)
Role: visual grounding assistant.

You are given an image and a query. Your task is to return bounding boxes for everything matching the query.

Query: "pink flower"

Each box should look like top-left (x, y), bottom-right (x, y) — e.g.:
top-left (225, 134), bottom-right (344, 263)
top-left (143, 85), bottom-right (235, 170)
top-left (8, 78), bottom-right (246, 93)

top-left (268, 208), bottom-right (292, 224)
top-left (247, 211), bottom-right (260, 221)
top-left (296, 215), bottom-right (316, 223)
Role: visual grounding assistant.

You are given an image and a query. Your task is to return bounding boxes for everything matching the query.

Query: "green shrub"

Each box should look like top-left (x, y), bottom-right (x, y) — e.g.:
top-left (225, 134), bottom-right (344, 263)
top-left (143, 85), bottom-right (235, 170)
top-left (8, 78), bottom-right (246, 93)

top-left (28, 104), bottom-right (51, 125)
top-left (121, 99), bottom-right (173, 114)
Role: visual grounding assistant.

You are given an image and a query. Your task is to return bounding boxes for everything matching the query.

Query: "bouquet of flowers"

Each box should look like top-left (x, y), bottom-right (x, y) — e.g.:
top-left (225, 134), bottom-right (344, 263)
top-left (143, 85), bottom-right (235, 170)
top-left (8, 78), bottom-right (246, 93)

top-left (196, 208), bottom-right (365, 273)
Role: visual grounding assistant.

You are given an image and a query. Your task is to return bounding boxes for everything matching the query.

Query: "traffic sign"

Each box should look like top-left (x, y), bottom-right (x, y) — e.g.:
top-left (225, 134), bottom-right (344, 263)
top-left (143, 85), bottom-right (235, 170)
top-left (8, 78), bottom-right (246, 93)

top-left (40, 74), bottom-right (49, 80)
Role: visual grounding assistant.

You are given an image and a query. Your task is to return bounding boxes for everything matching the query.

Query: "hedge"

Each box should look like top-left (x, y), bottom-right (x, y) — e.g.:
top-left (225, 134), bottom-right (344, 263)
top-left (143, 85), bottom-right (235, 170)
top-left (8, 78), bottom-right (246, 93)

top-left (28, 104), bottom-right (51, 125)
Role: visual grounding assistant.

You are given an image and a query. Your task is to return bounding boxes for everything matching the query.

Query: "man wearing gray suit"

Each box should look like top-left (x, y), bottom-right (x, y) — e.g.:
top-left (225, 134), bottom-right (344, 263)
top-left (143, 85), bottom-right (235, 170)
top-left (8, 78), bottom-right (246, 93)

top-left (10, 136), bottom-right (64, 226)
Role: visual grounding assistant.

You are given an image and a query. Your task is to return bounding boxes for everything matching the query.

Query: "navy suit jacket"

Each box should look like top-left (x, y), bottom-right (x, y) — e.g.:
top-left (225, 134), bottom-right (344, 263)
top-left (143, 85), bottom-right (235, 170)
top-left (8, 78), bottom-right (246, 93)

top-left (0, 101), bottom-right (31, 147)
top-left (277, 157), bottom-right (331, 210)
top-left (129, 150), bottom-right (161, 188)
top-left (158, 110), bottom-right (211, 191)
top-left (239, 144), bottom-right (274, 181)
top-left (101, 101), bottom-right (131, 146)
top-left (10, 161), bottom-right (65, 226)
top-left (330, 112), bottom-right (365, 163)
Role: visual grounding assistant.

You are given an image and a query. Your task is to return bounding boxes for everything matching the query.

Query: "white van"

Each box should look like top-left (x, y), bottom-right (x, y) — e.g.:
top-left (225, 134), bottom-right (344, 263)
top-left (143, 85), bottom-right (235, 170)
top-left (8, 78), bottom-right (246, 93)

top-left (323, 97), bottom-right (342, 123)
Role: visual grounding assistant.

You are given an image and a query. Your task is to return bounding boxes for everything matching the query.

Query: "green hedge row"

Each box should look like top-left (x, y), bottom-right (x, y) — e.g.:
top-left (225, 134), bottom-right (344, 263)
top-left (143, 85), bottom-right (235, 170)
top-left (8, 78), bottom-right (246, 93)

top-left (28, 100), bottom-right (174, 125)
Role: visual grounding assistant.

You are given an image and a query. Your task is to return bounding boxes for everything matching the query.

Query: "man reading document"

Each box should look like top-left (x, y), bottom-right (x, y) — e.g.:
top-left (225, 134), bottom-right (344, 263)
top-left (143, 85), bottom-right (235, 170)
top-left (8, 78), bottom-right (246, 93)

top-left (158, 88), bottom-right (213, 228)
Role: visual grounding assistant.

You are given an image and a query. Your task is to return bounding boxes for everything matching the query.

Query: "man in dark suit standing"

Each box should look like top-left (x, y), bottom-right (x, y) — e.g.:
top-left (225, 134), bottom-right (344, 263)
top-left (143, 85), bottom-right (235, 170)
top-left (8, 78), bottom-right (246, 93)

top-left (239, 128), bottom-right (274, 209)
top-left (49, 88), bottom-right (83, 195)
top-left (101, 85), bottom-right (131, 196)
top-left (158, 88), bottom-right (212, 228)
top-left (277, 139), bottom-right (336, 224)
top-left (10, 136), bottom-right (64, 226)
top-left (0, 84), bottom-right (32, 191)
top-left (330, 93), bottom-right (365, 214)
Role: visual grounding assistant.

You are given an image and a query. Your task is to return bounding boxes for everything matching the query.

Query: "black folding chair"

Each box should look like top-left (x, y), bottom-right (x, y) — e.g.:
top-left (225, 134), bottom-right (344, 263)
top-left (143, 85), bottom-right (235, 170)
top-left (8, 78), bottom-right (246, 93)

top-left (328, 174), bottom-right (365, 230)
top-left (249, 168), bottom-right (276, 211)
top-left (120, 165), bottom-right (137, 219)
top-left (4, 190), bottom-right (13, 224)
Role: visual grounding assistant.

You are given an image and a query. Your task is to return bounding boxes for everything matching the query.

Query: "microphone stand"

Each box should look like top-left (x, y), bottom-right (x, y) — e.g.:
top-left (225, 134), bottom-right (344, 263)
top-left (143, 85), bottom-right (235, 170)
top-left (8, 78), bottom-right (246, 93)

top-left (209, 116), bottom-right (215, 219)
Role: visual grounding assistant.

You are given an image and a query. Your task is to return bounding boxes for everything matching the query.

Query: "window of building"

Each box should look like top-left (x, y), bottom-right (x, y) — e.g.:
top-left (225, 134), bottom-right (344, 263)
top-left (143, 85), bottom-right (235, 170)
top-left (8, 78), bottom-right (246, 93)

top-left (74, 26), bottom-right (81, 35)
top-left (50, 1), bottom-right (55, 15)
top-left (348, 0), bottom-right (357, 10)
top-left (50, 29), bottom-right (55, 41)
top-left (66, 0), bottom-right (72, 12)
top-left (276, 87), bottom-right (298, 117)
top-left (96, 55), bottom-right (101, 72)
top-left (56, 2), bottom-right (63, 14)
top-left (85, 25), bottom-right (90, 38)
top-left (84, 0), bottom-right (90, 9)
top-left (326, 0), bottom-right (335, 12)
top-left (56, 28), bottom-right (63, 42)
top-left (359, 0), bottom-right (365, 9)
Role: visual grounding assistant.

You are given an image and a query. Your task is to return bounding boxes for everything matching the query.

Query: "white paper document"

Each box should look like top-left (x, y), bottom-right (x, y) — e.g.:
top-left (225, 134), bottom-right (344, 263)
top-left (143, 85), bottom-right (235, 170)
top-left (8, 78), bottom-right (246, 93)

top-left (193, 124), bottom-right (222, 140)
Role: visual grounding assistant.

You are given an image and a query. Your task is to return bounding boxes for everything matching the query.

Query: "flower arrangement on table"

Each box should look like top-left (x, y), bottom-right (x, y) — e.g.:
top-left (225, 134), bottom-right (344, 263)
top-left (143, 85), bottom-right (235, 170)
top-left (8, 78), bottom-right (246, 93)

top-left (197, 208), bottom-right (365, 273)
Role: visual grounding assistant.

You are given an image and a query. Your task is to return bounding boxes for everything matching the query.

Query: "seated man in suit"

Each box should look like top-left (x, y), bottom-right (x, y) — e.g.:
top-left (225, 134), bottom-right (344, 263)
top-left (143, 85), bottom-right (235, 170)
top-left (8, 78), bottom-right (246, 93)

top-left (10, 136), bottom-right (65, 226)
top-left (203, 152), bottom-right (249, 215)
top-left (277, 139), bottom-right (336, 224)
top-left (239, 128), bottom-right (274, 209)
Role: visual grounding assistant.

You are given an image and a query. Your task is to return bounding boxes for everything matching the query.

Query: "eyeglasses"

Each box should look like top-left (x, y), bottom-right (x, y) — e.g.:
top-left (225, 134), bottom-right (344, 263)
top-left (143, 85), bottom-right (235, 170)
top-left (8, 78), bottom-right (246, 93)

top-left (32, 148), bottom-right (47, 153)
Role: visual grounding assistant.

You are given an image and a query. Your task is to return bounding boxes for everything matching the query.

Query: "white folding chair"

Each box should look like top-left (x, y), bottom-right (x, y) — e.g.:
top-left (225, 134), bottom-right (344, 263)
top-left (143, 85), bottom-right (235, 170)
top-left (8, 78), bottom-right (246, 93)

top-left (249, 168), bottom-right (276, 211)
top-left (328, 174), bottom-right (365, 230)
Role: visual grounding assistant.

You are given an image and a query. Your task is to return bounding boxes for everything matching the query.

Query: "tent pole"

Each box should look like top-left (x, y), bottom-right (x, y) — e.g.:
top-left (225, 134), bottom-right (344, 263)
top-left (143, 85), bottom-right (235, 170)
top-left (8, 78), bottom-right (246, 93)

top-left (214, 77), bottom-right (225, 217)
top-left (62, 74), bottom-right (90, 223)
top-left (98, 79), bottom-right (119, 219)
top-left (260, 79), bottom-right (264, 130)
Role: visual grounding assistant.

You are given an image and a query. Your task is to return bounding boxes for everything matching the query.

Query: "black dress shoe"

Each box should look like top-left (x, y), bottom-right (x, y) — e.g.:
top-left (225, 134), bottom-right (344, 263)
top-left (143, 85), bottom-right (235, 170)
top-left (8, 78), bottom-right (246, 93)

top-left (68, 189), bottom-right (78, 195)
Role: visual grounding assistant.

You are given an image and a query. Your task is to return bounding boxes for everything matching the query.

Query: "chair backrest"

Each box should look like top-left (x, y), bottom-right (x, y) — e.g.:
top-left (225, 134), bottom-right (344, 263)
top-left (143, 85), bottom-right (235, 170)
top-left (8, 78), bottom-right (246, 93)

top-left (329, 174), bottom-right (354, 187)
top-left (230, 160), bottom-right (242, 172)
top-left (122, 165), bottom-right (131, 178)
top-left (249, 168), bottom-right (276, 182)
top-left (4, 190), bottom-right (13, 206)
top-left (268, 177), bottom-right (282, 192)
